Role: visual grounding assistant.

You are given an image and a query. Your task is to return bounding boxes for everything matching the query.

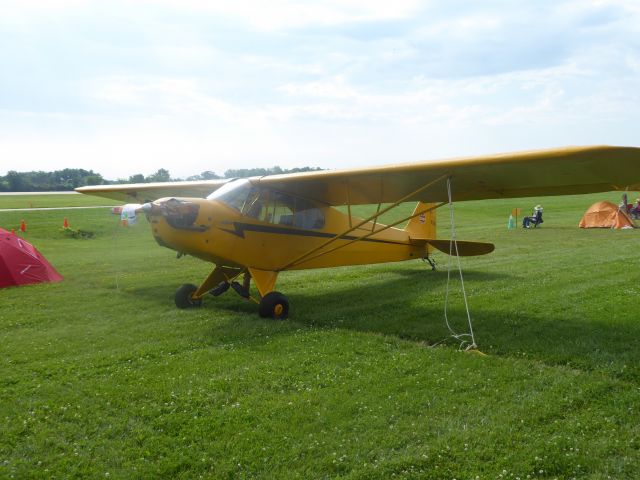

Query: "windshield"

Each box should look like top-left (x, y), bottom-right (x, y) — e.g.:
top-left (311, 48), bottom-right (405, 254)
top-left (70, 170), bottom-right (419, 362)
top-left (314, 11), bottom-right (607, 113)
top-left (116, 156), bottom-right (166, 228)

top-left (207, 179), bottom-right (253, 211)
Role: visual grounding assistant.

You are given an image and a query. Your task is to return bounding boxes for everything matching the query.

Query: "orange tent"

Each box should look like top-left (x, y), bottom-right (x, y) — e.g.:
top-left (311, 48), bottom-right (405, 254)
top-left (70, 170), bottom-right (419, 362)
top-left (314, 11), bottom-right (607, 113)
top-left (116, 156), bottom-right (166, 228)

top-left (579, 201), bottom-right (636, 229)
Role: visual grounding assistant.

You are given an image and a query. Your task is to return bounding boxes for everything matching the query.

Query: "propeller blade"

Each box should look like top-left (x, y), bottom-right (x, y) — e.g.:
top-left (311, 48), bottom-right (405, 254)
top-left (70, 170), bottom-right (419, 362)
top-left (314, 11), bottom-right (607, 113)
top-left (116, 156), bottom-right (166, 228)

top-left (120, 204), bottom-right (143, 226)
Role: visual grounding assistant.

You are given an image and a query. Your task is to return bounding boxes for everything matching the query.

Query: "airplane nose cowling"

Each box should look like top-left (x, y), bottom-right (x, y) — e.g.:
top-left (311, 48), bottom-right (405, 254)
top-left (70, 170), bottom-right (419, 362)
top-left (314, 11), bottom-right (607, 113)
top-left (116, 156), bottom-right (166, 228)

top-left (147, 198), bottom-right (213, 254)
top-left (151, 198), bottom-right (208, 232)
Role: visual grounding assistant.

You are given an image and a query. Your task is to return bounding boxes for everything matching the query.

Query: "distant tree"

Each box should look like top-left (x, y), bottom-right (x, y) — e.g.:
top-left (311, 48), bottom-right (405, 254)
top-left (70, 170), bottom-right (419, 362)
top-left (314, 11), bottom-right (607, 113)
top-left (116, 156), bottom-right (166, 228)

top-left (6, 171), bottom-right (27, 191)
top-left (82, 174), bottom-right (105, 186)
top-left (128, 174), bottom-right (146, 184)
top-left (146, 168), bottom-right (172, 183)
top-left (223, 166), bottom-right (321, 178)
top-left (200, 170), bottom-right (220, 180)
top-left (0, 165), bottom-right (321, 191)
top-left (0, 168), bottom-right (105, 191)
top-left (186, 170), bottom-right (221, 181)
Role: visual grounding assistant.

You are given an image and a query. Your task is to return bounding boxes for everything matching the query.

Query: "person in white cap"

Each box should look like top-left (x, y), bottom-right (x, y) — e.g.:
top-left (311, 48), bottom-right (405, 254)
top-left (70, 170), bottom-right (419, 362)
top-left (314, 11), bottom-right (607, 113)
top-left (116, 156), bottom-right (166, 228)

top-left (522, 205), bottom-right (544, 228)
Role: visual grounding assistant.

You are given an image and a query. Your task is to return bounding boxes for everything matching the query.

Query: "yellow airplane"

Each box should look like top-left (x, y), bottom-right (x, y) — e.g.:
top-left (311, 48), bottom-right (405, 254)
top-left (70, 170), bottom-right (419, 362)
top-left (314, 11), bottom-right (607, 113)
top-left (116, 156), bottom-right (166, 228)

top-left (77, 145), bottom-right (640, 319)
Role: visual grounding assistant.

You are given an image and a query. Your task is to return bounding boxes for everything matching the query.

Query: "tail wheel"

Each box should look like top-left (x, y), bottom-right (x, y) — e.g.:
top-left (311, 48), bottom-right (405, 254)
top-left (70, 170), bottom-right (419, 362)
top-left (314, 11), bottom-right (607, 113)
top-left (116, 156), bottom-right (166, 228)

top-left (175, 283), bottom-right (203, 309)
top-left (259, 291), bottom-right (289, 319)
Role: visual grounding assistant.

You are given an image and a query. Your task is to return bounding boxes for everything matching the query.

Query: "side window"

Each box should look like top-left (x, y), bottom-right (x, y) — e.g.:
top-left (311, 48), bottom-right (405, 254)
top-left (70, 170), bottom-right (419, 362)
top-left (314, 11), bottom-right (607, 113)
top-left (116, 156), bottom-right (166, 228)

top-left (293, 197), bottom-right (325, 229)
top-left (242, 188), bottom-right (262, 218)
top-left (247, 189), bottom-right (325, 229)
top-left (270, 192), bottom-right (295, 226)
top-left (243, 189), bottom-right (284, 222)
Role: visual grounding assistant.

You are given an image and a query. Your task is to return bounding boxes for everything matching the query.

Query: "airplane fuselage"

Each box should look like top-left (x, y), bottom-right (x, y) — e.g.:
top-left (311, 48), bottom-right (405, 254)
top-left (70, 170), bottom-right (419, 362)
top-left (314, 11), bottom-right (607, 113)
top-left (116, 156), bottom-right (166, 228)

top-left (147, 197), bottom-right (427, 272)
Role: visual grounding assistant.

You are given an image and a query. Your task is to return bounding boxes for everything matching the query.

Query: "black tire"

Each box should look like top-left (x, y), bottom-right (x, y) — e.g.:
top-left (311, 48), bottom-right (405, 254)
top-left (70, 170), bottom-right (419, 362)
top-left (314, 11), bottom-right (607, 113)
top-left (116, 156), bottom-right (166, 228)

top-left (175, 283), bottom-right (202, 309)
top-left (259, 291), bottom-right (289, 319)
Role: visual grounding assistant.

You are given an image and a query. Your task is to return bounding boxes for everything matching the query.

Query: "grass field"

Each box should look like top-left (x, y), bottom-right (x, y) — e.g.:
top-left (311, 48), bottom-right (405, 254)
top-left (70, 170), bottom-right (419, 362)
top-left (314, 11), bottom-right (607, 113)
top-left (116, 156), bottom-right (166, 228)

top-left (1, 192), bottom-right (639, 479)
top-left (0, 194), bottom-right (116, 210)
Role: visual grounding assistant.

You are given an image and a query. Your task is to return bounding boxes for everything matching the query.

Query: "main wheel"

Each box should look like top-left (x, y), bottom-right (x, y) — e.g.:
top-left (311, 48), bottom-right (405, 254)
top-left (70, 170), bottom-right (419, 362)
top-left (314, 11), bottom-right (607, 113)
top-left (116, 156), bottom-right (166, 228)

top-left (175, 283), bottom-right (202, 309)
top-left (259, 291), bottom-right (289, 319)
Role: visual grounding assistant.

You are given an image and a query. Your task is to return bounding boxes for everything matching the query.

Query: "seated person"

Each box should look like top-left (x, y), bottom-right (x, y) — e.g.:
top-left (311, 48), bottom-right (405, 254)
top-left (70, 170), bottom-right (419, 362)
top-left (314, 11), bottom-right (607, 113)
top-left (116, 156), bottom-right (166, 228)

top-left (522, 205), bottom-right (543, 228)
top-left (631, 199), bottom-right (640, 219)
top-left (619, 201), bottom-right (632, 213)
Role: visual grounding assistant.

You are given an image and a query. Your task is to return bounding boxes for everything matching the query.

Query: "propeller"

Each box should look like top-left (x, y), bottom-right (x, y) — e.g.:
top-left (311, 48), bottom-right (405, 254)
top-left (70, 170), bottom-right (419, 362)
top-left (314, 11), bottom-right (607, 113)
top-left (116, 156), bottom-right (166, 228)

top-left (120, 203), bottom-right (153, 226)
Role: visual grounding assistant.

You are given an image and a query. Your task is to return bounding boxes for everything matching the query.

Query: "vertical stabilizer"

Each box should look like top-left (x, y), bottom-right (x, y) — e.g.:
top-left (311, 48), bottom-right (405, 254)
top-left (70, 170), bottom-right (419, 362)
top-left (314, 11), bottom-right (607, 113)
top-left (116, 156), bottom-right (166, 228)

top-left (405, 202), bottom-right (437, 252)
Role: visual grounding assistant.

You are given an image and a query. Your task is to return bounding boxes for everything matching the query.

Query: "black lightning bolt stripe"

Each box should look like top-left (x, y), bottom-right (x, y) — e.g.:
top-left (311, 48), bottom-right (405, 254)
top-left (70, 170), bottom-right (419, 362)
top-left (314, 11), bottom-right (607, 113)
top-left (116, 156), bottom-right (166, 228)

top-left (219, 222), bottom-right (409, 246)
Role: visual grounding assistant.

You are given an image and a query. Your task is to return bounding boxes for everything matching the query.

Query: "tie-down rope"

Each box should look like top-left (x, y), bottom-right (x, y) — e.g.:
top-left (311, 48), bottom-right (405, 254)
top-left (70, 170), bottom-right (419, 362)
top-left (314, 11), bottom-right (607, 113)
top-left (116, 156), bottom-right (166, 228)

top-left (443, 177), bottom-right (478, 350)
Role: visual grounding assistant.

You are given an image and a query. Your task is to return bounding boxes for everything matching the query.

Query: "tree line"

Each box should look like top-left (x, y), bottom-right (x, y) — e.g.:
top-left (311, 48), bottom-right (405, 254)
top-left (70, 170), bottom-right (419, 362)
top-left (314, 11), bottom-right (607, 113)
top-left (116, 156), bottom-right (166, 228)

top-left (0, 166), bottom-right (322, 192)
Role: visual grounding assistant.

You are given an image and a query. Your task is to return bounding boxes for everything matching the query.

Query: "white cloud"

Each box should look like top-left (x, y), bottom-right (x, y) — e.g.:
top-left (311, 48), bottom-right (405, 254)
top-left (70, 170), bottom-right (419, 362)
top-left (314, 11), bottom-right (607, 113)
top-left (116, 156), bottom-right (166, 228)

top-left (144, 0), bottom-right (423, 31)
top-left (90, 76), bottom-right (241, 119)
top-left (1, 0), bottom-right (640, 179)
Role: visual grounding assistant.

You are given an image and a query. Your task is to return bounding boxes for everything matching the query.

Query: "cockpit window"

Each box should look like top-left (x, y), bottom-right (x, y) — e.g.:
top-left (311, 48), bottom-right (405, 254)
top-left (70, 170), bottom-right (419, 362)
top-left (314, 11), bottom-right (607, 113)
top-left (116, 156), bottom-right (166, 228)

top-left (240, 188), bottom-right (325, 229)
top-left (208, 181), bottom-right (325, 229)
top-left (293, 196), bottom-right (325, 230)
top-left (207, 179), bottom-right (253, 212)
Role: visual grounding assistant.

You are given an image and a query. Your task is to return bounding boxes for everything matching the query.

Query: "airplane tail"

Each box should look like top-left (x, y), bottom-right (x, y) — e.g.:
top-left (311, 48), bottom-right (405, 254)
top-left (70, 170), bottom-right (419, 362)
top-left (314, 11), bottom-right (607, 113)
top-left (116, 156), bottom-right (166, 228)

top-left (404, 202), bottom-right (437, 238)
top-left (405, 202), bottom-right (437, 254)
top-left (405, 202), bottom-right (494, 257)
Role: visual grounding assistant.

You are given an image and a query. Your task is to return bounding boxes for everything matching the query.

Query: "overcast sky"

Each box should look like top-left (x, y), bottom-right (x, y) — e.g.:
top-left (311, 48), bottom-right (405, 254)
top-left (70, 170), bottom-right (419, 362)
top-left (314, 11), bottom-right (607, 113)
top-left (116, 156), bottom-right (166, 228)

top-left (1, 0), bottom-right (639, 179)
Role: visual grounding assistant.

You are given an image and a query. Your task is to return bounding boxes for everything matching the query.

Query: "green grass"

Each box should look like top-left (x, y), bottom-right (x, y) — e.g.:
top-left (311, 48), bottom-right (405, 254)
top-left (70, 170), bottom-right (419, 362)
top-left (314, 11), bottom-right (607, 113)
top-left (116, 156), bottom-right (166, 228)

top-left (0, 194), bottom-right (119, 210)
top-left (1, 192), bottom-right (639, 479)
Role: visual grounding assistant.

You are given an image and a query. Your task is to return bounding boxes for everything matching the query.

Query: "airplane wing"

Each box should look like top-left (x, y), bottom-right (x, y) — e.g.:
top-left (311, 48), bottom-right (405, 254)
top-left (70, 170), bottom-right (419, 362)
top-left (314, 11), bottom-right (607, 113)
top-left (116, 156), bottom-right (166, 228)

top-left (75, 179), bottom-right (229, 203)
top-left (76, 145), bottom-right (640, 205)
top-left (257, 145), bottom-right (640, 205)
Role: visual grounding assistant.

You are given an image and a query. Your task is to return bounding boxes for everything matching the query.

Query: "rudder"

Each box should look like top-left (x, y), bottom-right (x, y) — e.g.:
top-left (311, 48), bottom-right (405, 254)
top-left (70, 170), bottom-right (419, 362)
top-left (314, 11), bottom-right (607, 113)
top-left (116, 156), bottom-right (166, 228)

top-left (405, 202), bottom-right (437, 252)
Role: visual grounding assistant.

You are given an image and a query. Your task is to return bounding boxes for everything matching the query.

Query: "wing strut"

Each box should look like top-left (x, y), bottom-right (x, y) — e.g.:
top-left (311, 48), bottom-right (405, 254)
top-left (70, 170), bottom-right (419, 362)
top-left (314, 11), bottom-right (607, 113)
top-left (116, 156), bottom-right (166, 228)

top-left (278, 173), bottom-right (451, 271)
top-left (288, 201), bottom-right (447, 270)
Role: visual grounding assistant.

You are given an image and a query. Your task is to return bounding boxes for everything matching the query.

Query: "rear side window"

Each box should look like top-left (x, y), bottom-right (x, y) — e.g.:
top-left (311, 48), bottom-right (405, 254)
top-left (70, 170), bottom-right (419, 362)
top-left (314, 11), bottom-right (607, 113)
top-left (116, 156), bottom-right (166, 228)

top-left (293, 197), bottom-right (325, 229)
top-left (241, 189), bottom-right (325, 230)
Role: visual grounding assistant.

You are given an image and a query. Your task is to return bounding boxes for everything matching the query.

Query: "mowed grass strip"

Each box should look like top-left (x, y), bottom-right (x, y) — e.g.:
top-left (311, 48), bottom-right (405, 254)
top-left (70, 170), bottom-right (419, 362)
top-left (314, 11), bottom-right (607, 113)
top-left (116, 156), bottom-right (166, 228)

top-left (0, 194), bottom-right (119, 210)
top-left (0, 191), bottom-right (639, 479)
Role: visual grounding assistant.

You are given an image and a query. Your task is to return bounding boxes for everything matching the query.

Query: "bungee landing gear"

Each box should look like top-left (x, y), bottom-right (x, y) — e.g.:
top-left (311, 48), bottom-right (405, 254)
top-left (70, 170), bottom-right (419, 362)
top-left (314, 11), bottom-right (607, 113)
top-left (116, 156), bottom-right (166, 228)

top-left (174, 267), bottom-right (289, 319)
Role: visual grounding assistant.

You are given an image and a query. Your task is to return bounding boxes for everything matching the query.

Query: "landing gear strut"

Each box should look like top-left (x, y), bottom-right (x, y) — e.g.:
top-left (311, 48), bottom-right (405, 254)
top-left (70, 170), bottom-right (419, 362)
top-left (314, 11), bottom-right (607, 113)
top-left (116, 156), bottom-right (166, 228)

top-left (177, 267), bottom-right (289, 319)
top-left (423, 256), bottom-right (437, 271)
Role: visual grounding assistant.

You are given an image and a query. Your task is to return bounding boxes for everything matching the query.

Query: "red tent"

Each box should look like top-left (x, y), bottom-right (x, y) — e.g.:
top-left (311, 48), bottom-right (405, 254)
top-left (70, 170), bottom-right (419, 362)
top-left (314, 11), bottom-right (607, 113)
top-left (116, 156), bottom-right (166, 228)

top-left (0, 228), bottom-right (63, 288)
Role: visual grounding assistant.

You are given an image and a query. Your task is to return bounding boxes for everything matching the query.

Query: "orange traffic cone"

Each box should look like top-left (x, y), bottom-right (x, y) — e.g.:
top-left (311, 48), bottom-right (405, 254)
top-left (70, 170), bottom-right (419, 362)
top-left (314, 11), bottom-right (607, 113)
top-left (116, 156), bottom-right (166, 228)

top-left (63, 218), bottom-right (69, 228)
top-left (20, 220), bottom-right (26, 232)
top-left (11, 228), bottom-right (15, 235)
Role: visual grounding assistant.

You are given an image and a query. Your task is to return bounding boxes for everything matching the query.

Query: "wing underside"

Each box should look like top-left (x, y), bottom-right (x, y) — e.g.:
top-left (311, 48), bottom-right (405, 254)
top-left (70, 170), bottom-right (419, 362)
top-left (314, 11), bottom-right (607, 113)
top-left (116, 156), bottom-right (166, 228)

top-left (75, 179), bottom-right (229, 203)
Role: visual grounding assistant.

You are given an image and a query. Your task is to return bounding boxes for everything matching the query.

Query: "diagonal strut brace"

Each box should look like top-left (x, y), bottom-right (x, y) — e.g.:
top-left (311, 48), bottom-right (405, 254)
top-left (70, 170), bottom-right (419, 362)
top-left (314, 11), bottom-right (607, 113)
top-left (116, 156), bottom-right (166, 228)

top-left (277, 174), bottom-right (451, 271)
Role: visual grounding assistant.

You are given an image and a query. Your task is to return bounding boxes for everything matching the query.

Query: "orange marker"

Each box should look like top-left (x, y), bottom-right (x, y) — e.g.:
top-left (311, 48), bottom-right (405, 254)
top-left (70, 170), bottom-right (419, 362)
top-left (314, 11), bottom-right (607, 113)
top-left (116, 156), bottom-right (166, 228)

top-left (63, 218), bottom-right (69, 228)
top-left (20, 220), bottom-right (26, 232)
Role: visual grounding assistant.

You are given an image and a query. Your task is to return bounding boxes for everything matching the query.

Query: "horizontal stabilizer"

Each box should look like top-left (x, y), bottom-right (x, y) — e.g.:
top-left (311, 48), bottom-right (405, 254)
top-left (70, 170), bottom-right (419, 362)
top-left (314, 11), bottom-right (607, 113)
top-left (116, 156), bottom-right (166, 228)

top-left (412, 238), bottom-right (495, 257)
